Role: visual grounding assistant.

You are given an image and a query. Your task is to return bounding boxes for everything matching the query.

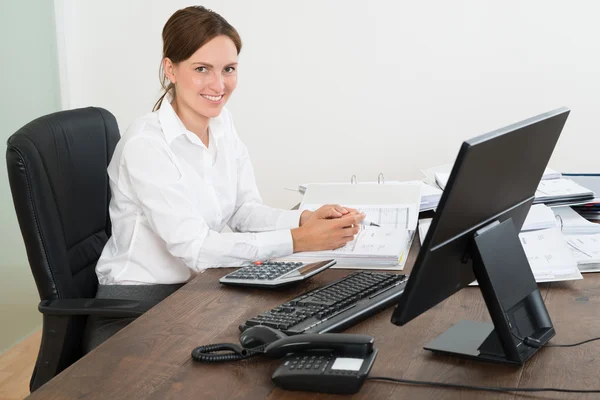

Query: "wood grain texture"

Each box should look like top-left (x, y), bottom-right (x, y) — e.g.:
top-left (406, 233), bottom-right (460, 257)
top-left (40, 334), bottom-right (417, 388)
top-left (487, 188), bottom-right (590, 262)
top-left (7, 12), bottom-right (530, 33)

top-left (26, 237), bottom-right (600, 399)
top-left (0, 329), bottom-right (41, 400)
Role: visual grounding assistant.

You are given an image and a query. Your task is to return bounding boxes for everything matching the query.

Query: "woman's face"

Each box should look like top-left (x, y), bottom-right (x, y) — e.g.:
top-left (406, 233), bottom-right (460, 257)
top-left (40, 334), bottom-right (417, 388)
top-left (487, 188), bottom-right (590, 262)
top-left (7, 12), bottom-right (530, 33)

top-left (165, 35), bottom-right (238, 119)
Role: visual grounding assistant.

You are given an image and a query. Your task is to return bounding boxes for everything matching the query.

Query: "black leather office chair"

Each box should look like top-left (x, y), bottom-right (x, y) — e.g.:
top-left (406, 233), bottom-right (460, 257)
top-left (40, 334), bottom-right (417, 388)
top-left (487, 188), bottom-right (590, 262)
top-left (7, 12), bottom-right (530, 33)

top-left (6, 107), bottom-right (154, 392)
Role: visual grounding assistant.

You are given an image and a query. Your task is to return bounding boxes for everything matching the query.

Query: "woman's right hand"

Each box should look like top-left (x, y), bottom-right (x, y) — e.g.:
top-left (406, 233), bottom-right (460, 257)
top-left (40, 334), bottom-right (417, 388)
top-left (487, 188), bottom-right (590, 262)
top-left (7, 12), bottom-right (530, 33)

top-left (291, 212), bottom-right (365, 252)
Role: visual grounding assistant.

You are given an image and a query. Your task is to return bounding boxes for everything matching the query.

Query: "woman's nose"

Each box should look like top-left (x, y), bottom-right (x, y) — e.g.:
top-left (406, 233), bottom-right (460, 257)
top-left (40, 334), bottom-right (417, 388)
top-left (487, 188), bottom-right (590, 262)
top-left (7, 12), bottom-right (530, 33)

top-left (209, 73), bottom-right (225, 92)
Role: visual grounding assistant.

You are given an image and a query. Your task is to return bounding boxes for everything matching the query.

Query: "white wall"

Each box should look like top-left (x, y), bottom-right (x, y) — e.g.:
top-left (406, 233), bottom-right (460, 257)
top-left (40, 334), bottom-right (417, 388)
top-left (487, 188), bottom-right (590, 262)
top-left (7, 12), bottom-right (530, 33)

top-left (56, 0), bottom-right (600, 209)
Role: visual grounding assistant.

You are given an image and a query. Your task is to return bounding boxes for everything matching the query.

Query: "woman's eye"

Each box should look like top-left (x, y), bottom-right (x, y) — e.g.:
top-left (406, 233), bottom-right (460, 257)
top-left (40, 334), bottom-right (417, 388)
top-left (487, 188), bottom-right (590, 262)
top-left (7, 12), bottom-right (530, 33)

top-left (195, 66), bottom-right (207, 73)
top-left (224, 67), bottom-right (236, 73)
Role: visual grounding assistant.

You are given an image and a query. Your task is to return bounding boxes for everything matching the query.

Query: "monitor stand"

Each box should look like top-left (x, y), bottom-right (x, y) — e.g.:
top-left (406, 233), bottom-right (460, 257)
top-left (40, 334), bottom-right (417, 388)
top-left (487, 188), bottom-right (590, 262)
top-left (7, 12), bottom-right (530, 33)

top-left (424, 219), bottom-right (555, 365)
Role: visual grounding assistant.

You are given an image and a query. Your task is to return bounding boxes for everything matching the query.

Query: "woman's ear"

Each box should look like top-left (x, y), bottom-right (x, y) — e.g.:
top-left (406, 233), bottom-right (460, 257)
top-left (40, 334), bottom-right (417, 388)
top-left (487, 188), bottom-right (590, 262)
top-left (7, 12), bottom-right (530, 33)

top-left (163, 57), bottom-right (176, 84)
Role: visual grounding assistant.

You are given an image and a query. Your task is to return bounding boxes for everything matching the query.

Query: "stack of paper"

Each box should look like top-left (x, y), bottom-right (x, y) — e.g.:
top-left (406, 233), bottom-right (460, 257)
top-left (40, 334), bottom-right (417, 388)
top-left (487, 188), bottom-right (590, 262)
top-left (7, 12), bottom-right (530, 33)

top-left (431, 167), bottom-right (562, 191)
top-left (566, 175), bottom-right (600, 203)
top-left (568, 175), bottom-right (600, 222)
top-left (565, 234), bottom-right (600, 273)
top-left (534, 179), bottom-right (595, 206)
top-left (433, 173), bottom-right (594, 206)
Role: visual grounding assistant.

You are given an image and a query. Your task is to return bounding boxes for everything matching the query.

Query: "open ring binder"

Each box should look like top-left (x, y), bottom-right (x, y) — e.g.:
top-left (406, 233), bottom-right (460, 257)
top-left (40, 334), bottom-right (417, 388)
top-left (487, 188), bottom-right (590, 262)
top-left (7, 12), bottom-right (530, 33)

top-left (349, 173), bottom-right (386, 184)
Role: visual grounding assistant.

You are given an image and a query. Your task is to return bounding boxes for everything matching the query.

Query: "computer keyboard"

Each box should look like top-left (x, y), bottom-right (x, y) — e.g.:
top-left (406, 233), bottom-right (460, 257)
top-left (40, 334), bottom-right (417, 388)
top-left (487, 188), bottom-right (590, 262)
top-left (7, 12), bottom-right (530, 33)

top-left (240, 271), bottom-right (408, 335)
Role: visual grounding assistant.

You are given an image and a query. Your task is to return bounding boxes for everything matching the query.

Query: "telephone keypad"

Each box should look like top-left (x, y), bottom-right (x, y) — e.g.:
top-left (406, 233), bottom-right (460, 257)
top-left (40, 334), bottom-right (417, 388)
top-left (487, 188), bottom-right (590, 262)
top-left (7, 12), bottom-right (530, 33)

top-left (273, 349), bottom-right (378, 394)
top-left (285, 354), bottom-right (330, 373)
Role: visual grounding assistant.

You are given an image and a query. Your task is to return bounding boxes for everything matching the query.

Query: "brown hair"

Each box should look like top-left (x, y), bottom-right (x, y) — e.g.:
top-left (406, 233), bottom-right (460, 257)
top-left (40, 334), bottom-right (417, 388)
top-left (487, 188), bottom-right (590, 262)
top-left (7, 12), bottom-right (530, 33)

top-left (153, 6), bottom-right (242, 111)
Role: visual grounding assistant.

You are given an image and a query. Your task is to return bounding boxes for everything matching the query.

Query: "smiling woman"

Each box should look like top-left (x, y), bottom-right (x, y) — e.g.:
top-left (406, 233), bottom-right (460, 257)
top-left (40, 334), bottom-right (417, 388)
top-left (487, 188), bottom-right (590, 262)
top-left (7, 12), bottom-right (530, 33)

top-left (83, 5), bottom-right (365, 353)
top-left (152, 6), bottom-right (242, 145)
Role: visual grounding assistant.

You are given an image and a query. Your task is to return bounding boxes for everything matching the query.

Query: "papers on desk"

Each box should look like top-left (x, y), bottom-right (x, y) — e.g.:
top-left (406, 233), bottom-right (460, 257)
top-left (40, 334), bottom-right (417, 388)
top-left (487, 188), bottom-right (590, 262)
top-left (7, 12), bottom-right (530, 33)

top-left (278, 227), bottom-right (414, 269)
top-left (522, 204), bottom-right (558, 231)
top-left (420, 163), bottom-right (452, 188)
top-left (518, 228), bottom-right (582, 282)
top-left (430, 166), bottom-right (562, 191)
top-left (419, 204), bottom-right (558, 241)
top-left (417, 219), bottom-right (583, 283)
top-left (566, 234), bottom-right (600, 273)
top-left (418, 182), bottom-right (443, 212)
top-left (564, 175), bottom-right (600, 203)
top-left (565, 175), bottom-right (600, 222)
top-left (433, 173), bottom-right (594, 206)
top-left (294, 203), bottom-right (416, 269)
top-left (534, 179), bottom-right (595, 206)
top-left (285, 183), bottom-right (420, 269)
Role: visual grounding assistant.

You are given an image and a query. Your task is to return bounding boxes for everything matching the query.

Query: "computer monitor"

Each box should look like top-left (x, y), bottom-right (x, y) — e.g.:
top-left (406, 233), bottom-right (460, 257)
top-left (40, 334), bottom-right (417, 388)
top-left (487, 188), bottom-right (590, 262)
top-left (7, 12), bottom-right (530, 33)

top-left (391, 107), bottom-right (571, 365)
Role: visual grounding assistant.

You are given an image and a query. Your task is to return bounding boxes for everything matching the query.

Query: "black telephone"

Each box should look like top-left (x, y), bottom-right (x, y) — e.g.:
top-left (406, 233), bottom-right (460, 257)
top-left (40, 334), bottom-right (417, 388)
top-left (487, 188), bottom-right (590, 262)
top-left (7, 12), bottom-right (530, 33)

top-left (266, 333), bottom-right (378, 394)
top-left (192, 326), bottom-right (378, 394)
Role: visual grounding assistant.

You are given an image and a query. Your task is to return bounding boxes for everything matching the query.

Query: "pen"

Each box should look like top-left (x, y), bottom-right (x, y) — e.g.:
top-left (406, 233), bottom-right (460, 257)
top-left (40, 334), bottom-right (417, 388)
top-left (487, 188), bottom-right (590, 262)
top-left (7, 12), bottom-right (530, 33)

top-left (360, 220), bottom-right (380, 227)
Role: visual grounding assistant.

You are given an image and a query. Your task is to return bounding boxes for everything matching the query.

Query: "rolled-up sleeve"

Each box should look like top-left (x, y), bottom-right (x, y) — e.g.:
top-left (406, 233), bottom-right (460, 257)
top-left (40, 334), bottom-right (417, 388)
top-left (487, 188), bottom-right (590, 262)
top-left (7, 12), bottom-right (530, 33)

top-left (120, 137), bottom-right (295, 271)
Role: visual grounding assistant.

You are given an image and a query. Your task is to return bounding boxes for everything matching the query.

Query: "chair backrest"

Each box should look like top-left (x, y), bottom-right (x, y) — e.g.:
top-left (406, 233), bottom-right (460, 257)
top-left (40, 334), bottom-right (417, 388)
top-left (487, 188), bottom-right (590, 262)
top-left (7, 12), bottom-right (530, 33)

top-left (6, 107), bottom-right (120, 301)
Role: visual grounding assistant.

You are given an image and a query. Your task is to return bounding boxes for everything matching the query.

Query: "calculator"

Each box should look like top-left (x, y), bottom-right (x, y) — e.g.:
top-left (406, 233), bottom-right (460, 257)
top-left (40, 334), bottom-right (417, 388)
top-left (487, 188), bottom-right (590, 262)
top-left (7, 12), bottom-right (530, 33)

top-left (219, 259), bottom-right (336, 288)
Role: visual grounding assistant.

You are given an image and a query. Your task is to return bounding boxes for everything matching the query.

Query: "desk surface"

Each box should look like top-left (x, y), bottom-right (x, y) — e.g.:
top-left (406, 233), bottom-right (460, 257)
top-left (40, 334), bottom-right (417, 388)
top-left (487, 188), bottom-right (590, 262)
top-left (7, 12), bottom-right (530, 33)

top-left (28, 238), bottom-right (600, 400)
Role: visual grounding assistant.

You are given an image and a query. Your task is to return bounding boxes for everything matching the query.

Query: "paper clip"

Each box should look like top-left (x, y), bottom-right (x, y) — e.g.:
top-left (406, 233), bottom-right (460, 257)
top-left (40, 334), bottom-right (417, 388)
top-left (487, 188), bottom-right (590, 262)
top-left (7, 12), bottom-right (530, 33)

top-left (350, 175), bottom-right (358, 184)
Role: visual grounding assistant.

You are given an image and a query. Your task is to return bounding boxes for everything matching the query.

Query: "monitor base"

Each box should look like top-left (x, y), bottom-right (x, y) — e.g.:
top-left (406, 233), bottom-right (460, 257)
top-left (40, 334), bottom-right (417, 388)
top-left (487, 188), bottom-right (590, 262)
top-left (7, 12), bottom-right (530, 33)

top-left (424, 319), bottom-right (552, 365)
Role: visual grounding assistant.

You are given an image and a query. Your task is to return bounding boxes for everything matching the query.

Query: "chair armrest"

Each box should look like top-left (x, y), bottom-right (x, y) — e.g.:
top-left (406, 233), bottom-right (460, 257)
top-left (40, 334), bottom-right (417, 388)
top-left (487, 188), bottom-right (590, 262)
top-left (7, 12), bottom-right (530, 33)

top-left (38, 298), bottom-right (157, 318)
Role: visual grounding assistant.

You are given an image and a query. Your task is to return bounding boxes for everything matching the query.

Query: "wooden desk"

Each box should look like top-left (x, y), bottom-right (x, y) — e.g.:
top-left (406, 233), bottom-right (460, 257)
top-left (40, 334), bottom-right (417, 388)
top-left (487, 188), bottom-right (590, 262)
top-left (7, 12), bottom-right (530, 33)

top-left (27, 238), bottom-right (600, 399)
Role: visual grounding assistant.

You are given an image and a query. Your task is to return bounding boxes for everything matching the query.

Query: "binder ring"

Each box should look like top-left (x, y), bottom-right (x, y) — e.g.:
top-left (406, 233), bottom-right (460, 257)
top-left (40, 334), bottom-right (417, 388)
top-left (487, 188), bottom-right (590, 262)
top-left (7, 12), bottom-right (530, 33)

top-left (555, 214), bottom-right (564, 232)
top-left (378, 173), bottom-right (385, 184)
top-left (350, 175), bottom-right (357, 184)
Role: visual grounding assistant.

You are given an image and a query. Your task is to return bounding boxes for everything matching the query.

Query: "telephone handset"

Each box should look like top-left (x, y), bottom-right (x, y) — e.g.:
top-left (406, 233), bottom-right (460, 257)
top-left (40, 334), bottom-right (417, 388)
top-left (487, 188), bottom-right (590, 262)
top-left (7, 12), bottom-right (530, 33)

top-left (191, 326), bottom-right (377, 394)
top-left (263, 333), bottom-right (374, 358)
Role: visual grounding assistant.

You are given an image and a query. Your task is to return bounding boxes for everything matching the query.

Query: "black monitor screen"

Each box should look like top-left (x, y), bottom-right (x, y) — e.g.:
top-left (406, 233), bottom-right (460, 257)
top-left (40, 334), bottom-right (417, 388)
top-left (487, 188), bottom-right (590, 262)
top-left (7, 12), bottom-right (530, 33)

top-left (392, 107), bottom-right (570, 326)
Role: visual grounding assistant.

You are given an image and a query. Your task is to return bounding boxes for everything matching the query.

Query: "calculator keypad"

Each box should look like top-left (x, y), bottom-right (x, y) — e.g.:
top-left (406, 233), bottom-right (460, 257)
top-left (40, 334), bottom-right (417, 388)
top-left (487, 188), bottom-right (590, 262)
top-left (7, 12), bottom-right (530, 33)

top-left (224, 261), bottom-right (304, 281)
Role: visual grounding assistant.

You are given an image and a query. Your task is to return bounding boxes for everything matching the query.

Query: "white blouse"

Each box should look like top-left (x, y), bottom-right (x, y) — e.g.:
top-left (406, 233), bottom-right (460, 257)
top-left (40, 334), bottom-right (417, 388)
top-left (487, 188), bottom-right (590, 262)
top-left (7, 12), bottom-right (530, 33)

top-left (95, 98), bottom-right (302, 285)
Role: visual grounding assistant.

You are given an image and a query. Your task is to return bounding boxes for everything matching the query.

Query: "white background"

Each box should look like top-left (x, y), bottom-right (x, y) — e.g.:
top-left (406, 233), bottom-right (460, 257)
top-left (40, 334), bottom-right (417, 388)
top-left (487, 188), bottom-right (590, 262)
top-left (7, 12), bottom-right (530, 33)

top-left (54, 0), bottom-right (600, 209)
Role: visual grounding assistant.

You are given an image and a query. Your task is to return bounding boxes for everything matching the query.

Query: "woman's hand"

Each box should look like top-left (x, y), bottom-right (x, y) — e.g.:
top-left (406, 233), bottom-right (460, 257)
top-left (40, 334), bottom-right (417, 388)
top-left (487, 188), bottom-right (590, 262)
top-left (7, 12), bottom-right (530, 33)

top-left (291, 212), bottom-right (365, 252)
top-left (299, 204), bottom-right (359, 226)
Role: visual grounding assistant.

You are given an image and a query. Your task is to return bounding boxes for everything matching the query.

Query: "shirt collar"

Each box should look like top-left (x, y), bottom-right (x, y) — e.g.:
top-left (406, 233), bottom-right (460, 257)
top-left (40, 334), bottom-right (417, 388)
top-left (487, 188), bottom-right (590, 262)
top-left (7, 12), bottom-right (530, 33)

top-left (158, 92), bottom-right (225, 146)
